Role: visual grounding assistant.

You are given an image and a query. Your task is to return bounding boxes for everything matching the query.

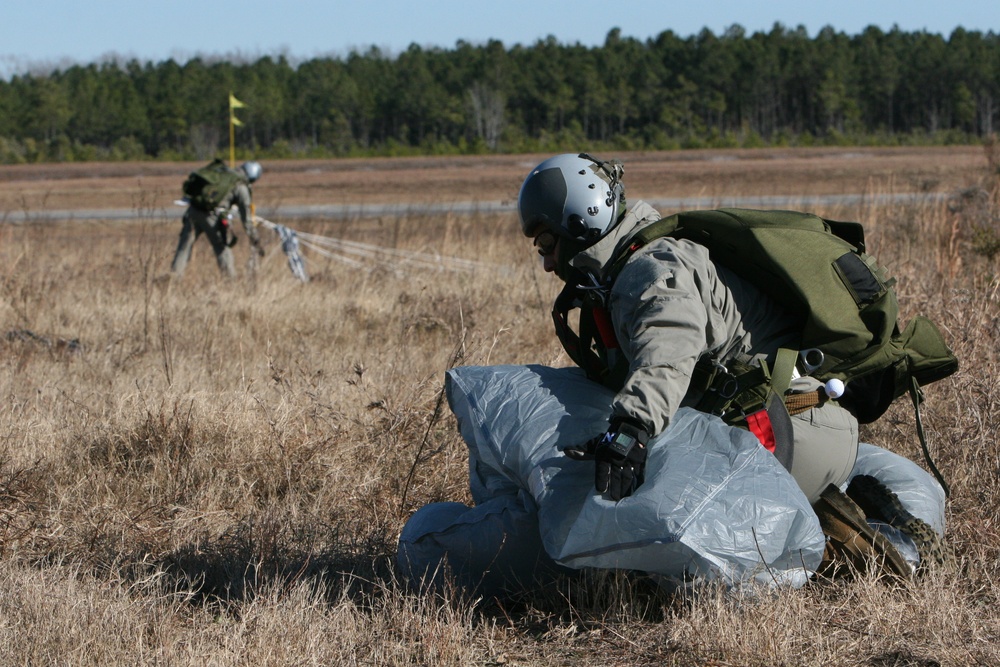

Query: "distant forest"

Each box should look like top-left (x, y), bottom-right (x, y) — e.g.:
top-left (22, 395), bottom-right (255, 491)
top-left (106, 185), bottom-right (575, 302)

top-left (1, 24), bottom-right (998, 163)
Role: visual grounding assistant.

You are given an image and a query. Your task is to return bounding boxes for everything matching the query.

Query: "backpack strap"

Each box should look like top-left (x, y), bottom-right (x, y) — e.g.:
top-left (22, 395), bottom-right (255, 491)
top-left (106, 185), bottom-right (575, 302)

top-left (552, 283), bottom-right (617, 386)
top-left (605, 217), bottom-right (681, 280)
top-left (551, 279), bottom-right (638, 389)
top-left (910, 377), bottom-right (950, 498)
top-left (770, 347), bottom-right (798, 398)
top-left (693, 347), bottom-right (797, 417)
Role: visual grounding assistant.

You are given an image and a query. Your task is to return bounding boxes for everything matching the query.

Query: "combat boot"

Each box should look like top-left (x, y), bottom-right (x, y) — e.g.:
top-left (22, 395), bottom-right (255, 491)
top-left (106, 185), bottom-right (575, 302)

top-left (813, 483), bottom-right (913, 580)
top-left (846, 474), bottom-right (954, 573)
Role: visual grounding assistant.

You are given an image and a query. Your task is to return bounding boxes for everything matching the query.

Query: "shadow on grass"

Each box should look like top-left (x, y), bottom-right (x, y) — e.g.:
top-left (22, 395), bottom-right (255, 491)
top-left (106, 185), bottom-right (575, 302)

top-left (153, 517), bottom-right (689, 630)
top-left (158, 517), bottom-right (401, 609)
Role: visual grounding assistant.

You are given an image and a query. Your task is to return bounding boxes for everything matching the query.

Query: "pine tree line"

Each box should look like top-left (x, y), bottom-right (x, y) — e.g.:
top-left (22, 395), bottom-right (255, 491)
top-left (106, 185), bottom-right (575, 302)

top-left (0, 24), bottom-right (997, 163)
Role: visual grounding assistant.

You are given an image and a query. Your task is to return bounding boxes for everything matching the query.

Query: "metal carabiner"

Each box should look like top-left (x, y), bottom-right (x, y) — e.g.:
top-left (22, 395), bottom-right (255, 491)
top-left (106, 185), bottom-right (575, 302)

top-left (799, 348), bottom-right (825, 375)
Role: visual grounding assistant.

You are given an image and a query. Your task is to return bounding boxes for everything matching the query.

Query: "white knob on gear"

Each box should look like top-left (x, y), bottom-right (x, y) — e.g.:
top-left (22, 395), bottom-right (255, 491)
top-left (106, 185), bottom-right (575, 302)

top-left (824, 378), bottom-right (846, 399)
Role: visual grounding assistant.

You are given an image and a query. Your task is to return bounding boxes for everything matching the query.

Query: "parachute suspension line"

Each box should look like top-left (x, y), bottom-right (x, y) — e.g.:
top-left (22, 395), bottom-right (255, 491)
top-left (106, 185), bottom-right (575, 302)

top-left (293, 229), bottom-right (491, 272)
top-left (295, 240), bottom-right (365, 267)
top-left (253, 216), bottom-right (508, 276)
top-left (293, 233), bottom-right (480, 273)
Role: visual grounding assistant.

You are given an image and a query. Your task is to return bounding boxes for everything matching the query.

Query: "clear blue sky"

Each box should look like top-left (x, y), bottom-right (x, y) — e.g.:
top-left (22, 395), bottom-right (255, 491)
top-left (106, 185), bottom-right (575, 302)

top-left (2, 0), bottom-right (997, 78)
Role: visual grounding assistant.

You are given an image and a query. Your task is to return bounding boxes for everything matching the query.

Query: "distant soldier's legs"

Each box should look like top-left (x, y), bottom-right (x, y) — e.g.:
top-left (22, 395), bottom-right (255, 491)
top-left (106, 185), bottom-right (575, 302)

top-left (180, 212), bottom-right (237, 278)
top-left (215, 247), bottom-right (237, 277)
top-left (170, 214), bottom-right (198, 275)
top-left (201, 222), bottom-right (236, 278)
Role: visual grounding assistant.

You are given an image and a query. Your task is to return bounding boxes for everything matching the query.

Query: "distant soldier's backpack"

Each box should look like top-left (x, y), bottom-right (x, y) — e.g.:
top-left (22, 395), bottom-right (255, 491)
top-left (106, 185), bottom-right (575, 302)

top-left (182, 158), bottom-right (246, 212)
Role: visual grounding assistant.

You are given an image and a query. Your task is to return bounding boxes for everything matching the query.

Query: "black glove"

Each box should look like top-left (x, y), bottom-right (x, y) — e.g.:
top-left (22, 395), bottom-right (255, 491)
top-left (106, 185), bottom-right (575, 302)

top-left (565, 417), bottom-right (649, 501)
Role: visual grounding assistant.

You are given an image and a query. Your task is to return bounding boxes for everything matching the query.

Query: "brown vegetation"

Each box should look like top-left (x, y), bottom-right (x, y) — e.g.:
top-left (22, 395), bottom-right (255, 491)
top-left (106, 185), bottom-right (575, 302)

top-left (0, 146), bottom-right (998, 665)
top-left (0, 146), bottom-right (987, 213)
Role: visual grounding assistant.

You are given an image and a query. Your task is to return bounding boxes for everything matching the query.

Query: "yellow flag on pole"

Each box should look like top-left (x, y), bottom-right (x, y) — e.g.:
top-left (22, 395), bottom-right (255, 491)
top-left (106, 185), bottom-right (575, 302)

top-left (229, 92), bottom-right (247, 166)
top-left (229, 92), bottom-right (246, 125)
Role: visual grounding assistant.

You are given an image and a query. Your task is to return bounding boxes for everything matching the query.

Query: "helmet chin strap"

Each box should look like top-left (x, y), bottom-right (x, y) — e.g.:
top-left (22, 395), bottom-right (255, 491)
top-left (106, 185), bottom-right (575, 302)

top-left (554, 236), bottom-right (593, 284)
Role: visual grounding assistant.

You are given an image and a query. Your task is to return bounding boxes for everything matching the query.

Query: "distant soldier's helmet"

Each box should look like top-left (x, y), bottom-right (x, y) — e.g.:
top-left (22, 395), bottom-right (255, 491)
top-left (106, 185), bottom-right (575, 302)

top-left (241, 161), bottom-right (262, 183)
top-left (517, 153), bottom-right (626, 245)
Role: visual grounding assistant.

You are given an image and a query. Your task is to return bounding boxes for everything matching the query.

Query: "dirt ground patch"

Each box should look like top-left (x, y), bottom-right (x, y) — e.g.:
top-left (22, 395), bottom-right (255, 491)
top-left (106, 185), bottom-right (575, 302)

top-left (0, 146), bottom-right (988, 215)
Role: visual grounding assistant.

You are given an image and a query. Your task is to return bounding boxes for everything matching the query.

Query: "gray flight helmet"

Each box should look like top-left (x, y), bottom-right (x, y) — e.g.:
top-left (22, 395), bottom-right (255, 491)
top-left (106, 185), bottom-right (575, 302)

top-left (241, 160), bottom-right (262, 183)
top-left (517, 153), bottom-right (625, 245)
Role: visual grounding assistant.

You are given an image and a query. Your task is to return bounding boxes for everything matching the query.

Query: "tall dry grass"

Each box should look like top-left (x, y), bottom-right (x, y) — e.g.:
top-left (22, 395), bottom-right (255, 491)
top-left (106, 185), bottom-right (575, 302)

top-left (1, 152), bottom-right (999, 665)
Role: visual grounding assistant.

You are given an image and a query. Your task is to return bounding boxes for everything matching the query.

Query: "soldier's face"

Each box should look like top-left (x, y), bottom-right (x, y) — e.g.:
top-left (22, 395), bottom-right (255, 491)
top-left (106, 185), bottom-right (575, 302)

top-left (533, 231), bottom-right (559, 273)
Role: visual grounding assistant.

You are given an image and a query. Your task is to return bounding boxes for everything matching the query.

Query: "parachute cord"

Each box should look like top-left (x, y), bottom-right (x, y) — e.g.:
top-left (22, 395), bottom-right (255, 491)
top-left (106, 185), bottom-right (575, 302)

top-left (910, 378), bottom-right (950, 498)
top-left (253, 215), bottom-right (506, 275)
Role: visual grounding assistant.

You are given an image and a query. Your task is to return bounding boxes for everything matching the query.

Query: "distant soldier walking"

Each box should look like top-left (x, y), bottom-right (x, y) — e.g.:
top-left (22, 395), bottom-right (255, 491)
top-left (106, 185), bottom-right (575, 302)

top-left (171, 159), bottom-right (264, 278)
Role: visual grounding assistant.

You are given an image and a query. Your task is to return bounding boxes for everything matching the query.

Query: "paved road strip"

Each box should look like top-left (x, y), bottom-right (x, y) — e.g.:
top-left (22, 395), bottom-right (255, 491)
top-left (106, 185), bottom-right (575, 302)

top-left (1, 192), bottom-right (947, 223)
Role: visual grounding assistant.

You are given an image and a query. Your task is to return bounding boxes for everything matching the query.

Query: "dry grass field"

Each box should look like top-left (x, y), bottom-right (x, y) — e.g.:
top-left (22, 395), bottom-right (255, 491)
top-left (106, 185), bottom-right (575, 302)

top-left (1, 145), bottom-right (998, 665)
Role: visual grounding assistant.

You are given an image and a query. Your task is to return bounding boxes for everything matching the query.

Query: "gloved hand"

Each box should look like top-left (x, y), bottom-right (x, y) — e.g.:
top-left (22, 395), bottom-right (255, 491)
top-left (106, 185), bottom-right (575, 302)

top-left (564, 416), bottom-right (649, 501)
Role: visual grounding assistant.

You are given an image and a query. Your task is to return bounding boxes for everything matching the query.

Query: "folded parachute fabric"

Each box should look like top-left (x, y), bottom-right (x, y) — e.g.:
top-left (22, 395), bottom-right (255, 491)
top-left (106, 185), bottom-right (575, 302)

top-left (398, 364), bottom-right (951, 595)
top-left (275, 223), bottom-right (308, 282)
top-left (402, 364), bottom-right (826, 591)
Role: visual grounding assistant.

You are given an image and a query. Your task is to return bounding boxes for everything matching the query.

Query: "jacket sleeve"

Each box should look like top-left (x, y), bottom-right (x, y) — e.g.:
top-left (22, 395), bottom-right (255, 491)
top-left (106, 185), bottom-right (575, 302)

top-left (608, 239), bottom-right (740, 435)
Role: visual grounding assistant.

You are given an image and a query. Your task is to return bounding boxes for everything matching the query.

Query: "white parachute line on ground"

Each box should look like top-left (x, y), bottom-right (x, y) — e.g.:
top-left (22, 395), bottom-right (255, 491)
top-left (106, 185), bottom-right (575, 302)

top-left (263, 219), bottom-right (496, 274)
top-left (258, 217), bottom-right (391, 269)
top-left (294, 233), bottom-right (476, 272)
top-left (305, 233), bottom-right (499, 273)
top-left (296, 233), bottom-right (489, 272)
top-left (291, 234), bottom-right (466, 276)
top-left (254, 216), bottom-right (507, 274)
top-left (297, 236), bottom-right (470, 274)
top-left (294, 237), bottom-right (365, 267)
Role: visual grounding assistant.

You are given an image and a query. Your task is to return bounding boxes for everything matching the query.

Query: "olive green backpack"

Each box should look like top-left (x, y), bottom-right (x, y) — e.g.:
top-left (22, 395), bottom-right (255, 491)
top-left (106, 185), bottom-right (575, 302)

top-left (182, 158), bottom-right (246, 212)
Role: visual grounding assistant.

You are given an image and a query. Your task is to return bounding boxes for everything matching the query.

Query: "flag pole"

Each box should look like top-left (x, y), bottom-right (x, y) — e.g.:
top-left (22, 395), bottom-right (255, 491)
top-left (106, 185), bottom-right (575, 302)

top-left (228, 92), bottom-right (246, 167)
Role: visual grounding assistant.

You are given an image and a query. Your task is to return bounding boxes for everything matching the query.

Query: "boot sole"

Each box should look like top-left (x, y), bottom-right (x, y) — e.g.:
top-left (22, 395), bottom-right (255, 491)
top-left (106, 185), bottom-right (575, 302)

top-left (846, 474), bottom-right (954, 572)
top-left (814, 484), bottom-right (913, 579)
